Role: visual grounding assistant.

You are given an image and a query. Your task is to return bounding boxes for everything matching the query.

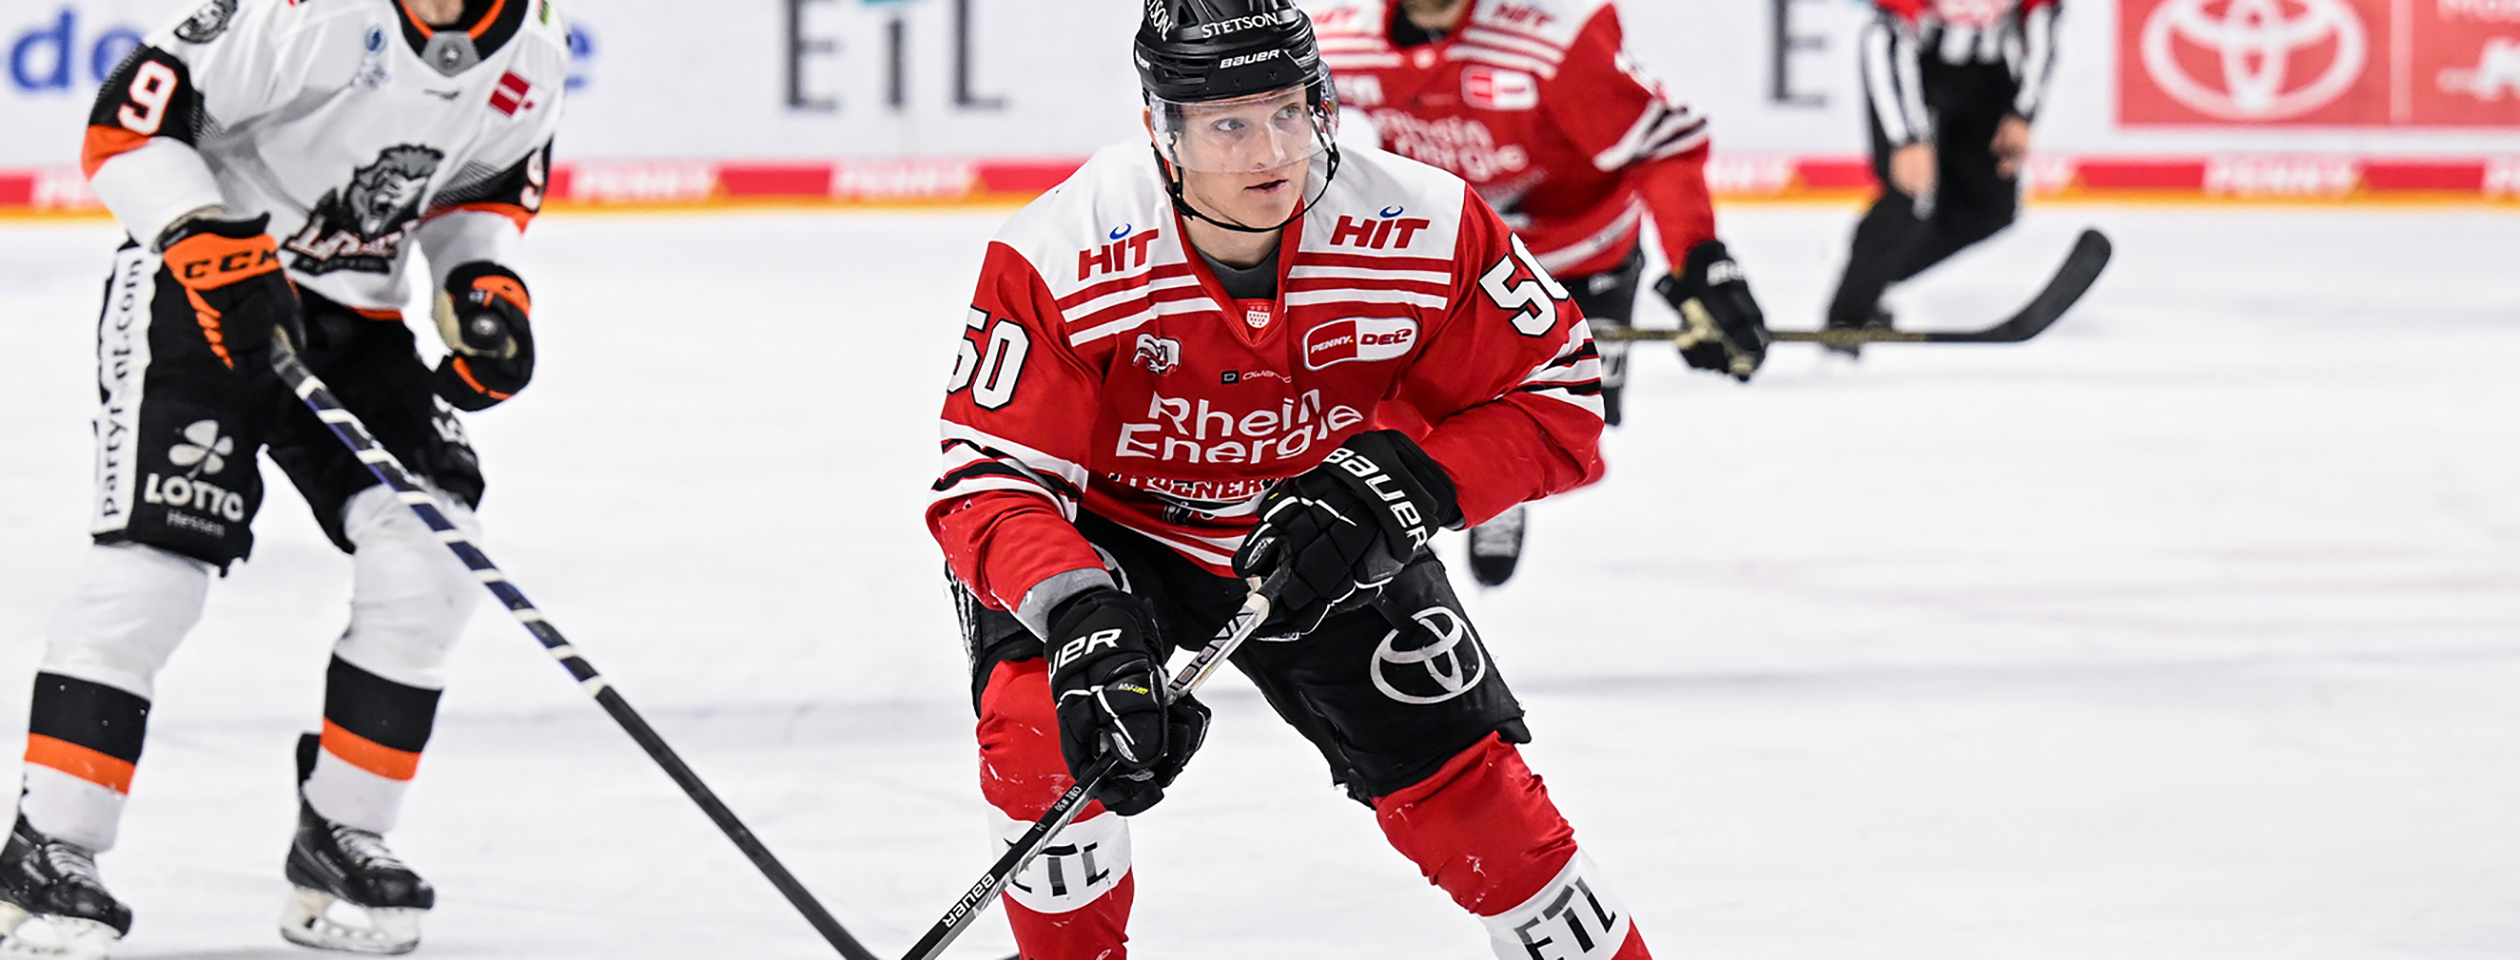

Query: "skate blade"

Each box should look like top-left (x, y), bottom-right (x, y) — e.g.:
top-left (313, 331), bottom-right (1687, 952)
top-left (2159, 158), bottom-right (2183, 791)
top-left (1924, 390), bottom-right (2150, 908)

top-left (0, 903), bottom-right (122, 960)
top-left (1466, 508), bottom-right (1525, 587)
top-left (278, 887), bottom-right (422, 955)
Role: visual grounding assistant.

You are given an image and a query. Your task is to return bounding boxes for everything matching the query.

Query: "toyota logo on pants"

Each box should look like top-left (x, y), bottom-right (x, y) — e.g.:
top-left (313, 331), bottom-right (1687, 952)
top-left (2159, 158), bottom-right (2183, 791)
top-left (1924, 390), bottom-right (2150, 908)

top-left (2142, 0), bottom-right (2368, 120)
top-left (1371, 605), bottom-right (1487, 705)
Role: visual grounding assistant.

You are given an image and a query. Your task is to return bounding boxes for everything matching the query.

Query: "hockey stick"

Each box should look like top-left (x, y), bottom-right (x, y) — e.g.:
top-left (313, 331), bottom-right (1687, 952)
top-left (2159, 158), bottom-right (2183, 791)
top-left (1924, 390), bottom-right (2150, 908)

top-left (1606, 228), bottom-right (2114, 349)
top-left (901, 585), bottom-right (1273, 960)
top-left (267, 340), bottom-right (880, 960)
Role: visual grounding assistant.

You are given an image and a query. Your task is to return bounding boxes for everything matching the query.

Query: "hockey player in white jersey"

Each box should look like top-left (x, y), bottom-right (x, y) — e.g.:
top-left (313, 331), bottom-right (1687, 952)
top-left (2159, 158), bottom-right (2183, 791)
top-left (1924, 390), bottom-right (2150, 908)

top-left (0, 0), bottom-right (567, 955)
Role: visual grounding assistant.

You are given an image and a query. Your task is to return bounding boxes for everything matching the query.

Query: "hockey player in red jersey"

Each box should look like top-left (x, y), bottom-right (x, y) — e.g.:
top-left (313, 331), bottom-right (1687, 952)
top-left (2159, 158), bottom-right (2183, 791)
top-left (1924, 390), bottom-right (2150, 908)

top-left (928, 1), bottom-right (1652, 957)
top-left (1, 0), bottom-right (565, 954)
top-left (1825, 0), bottom-right (2061, 351)
top-left (1304, 0), bottom-right (1770, 583)
top-left (1306, 0), bottom-right (1771, 424)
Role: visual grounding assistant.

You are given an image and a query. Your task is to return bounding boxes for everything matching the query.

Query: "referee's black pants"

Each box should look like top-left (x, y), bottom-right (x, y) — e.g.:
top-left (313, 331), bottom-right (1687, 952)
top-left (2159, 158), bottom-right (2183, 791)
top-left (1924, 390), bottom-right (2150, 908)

top-left (1826, 60), bottom-right (2023, 329)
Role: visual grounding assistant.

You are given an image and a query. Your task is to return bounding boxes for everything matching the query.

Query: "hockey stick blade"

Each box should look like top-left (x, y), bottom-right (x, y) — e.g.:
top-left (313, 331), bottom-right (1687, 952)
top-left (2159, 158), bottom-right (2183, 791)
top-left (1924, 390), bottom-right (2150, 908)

top-left (1602, 228), bottom-right (2113, 347)
top-left (269, 340), bottom-right (880, 960)
top-left (900, 587), bottom-right (1272, 960)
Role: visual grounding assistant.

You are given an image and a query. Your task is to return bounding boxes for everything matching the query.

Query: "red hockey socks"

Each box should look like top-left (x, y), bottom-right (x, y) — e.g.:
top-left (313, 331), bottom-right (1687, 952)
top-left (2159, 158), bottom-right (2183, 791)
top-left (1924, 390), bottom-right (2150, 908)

top-left (1374, 734), bottom-right (1649, 959)
top-left (976, 659), bottom-right (1135, 960)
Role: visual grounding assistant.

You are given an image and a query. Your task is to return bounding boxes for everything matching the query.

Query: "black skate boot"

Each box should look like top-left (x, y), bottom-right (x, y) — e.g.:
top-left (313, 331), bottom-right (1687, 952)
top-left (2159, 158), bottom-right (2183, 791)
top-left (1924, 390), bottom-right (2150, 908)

top-left (1593, 328), bottom-right (1630, 427)
top-left (1821, 305), bottom-right (1894, 360)
top-left (0, 816), bottom-right (130, 958)
top-left (278, 734), bottom-right (431, 955)
top-left (1465, 504), bottom-right (1528, 587)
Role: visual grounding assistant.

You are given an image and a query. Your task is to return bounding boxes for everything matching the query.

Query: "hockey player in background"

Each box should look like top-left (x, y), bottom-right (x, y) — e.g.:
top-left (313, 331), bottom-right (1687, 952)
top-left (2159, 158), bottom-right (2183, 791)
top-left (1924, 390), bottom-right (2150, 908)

top-left (929, 1), bottom-right (1653, 956)
top-left (1305, 0), bottom-right (1771, 584)
top-left (1, 0), bottom-right (565, 954)
top-left (1824, 0), bottom-right (2060, 352)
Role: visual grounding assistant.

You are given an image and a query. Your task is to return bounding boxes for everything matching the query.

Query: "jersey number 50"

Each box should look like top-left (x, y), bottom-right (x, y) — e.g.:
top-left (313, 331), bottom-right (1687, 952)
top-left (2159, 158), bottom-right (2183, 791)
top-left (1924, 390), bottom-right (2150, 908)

top-left (1479, 235), bottom-right (1571, 337)
top-left (947, 309), bottom-right (1030, 410)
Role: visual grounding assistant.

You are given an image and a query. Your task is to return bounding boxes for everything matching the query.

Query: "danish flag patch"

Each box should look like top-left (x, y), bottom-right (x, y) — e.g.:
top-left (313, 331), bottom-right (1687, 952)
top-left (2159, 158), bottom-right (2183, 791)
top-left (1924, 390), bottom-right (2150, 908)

top-left (488, 71), bottom-right (534, 116)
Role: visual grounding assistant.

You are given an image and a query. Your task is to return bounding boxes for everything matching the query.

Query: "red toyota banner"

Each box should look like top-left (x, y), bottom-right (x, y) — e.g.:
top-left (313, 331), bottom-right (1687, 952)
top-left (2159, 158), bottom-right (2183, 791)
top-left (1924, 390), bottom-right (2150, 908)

top-left (2122, 0), bottom-right (2520, 127)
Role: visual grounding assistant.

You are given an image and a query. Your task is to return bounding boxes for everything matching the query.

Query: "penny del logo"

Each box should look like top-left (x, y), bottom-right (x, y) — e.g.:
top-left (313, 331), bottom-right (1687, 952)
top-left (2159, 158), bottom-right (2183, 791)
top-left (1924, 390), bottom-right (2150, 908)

top-left (2141, 0), bottom-right (2370, 120)
top-left (1302, 318), bottom-right (1419, 370)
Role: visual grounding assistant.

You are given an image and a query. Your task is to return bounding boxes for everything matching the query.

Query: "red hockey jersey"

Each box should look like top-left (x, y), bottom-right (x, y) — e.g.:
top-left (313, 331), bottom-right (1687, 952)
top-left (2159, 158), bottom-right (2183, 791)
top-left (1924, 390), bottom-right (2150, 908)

top-left (930, 143), bottom-right (1606, 615)
top-left (1308, 0), bottom-right (1712, 278)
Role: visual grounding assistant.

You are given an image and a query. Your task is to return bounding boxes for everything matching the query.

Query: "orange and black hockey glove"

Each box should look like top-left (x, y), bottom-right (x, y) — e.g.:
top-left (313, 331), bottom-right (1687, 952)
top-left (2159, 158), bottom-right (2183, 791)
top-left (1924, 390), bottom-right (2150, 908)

top-left (431, 262), bottom-right (536, 411)
top-left (1234, 430), bottom-right (1461, 634)
top-left (1046, 587), bottom-right (1209, 816)
top-left (157, 214), bottom-right (306, 369)
top-left (1658, 239), bottom-right (1771, 383)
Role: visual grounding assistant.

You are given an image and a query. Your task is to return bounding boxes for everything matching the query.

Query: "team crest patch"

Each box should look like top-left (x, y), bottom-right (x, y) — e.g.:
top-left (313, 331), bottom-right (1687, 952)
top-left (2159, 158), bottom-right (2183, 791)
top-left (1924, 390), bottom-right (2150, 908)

top-left (1133, 334), bottom-right (1181, 374)
top-left (174, 0), bottom-right (237, 43)
top-left (284, 145), bottom-right (445, 276)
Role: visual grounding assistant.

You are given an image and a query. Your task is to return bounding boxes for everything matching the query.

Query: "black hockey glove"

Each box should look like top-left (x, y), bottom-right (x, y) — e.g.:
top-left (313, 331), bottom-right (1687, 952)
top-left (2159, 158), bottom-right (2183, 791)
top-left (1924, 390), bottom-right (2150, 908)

top-left (431, 262), bottom-right (536, 411)
top-left (1046, 587), bottom-right (1208, 816)
top-left (1233, 430), bottom-right (1461, 634)
top-left (157, 214), bottom-right (307, 366)
top-left (1656, 239), bottom-right (1770, 383)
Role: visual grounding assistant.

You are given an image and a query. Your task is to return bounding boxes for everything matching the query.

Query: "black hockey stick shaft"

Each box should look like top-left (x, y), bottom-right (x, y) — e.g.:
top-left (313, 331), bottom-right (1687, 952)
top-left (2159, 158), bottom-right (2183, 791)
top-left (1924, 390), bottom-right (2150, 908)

top-left (270, 341), bottom-right (879, 960)
top-left (1602, 228), bottom-right (2114, 347)
top-left (901, 587), bottom-right (1272, 960)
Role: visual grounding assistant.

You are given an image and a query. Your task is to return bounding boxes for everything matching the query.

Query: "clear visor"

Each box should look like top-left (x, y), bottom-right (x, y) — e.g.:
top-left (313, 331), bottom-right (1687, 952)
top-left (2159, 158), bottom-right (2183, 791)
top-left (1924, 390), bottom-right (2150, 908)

top-left (1150, 85), bottom-right (1335, 174)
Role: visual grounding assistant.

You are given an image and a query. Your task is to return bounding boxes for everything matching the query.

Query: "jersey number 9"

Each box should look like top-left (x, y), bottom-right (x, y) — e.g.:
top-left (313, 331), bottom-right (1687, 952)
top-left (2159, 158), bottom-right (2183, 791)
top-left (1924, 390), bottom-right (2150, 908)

top-left (118, 61), bottom-right (181, 135)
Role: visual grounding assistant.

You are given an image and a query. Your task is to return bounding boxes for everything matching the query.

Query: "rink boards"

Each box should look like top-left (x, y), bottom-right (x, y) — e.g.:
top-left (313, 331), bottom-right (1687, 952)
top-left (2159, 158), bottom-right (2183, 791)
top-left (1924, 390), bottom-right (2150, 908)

top-left (5, 153), bottom-right (2520, 217)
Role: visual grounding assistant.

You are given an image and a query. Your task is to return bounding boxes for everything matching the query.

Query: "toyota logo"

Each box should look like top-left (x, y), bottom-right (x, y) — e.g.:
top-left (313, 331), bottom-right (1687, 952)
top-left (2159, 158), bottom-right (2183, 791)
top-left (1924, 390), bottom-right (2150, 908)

top-left (1370, 605), bottom-right (1487, 705)
top-left (2142, 0), bottom-right (2368, 120)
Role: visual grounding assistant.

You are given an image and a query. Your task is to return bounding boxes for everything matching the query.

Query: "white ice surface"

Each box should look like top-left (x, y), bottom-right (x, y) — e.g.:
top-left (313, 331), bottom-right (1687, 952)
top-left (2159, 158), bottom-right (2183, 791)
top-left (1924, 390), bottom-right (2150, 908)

top-left (0, 204), bottom-right (2514, 959)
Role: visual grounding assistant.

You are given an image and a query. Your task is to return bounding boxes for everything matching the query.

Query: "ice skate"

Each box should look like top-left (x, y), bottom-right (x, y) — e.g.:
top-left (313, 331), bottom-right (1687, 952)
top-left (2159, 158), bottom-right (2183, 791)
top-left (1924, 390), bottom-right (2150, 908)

top-left (277, 802), bottom-right (432, 955)
top-left (0, 818), bottom-right (129, 960)
top-left (1823, 306), bottom-right (1894, 359)
top-left (1593, 327), bottom-right (1630, 427)
top-left (1466, 505), bottom-right (1528, 587)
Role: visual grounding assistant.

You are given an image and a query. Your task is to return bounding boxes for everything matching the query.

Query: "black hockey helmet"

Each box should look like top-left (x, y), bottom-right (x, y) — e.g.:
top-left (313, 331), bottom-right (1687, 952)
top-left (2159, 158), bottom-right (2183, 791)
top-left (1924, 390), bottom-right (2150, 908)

top-left (1134, 0), bottom-right (1326, 104)
top-left (1134, 0), bottom-right (1341, 233)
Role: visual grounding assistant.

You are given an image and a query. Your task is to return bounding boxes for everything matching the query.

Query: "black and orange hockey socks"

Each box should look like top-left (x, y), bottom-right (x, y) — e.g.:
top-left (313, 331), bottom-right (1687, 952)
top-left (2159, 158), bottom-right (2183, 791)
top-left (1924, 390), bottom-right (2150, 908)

top-left (301, 656), bottom-right (442, 833)
top-left (19, 673), bottom-right (151, 851)
top-left (1375, 734), bottom-right (1650, 959)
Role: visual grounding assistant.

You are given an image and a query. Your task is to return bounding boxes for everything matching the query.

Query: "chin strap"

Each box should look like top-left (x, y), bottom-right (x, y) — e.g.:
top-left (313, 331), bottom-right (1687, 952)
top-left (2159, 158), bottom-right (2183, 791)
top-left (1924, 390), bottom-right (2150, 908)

top-left (1158, 140), bottom-right (1343, 235)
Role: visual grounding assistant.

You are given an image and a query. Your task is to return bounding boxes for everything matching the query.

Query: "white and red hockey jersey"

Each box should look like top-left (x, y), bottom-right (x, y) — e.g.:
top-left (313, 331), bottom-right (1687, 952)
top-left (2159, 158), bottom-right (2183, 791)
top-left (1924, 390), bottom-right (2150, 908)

top-left (82, 0), bottom-right (569, 311)
top-left (1307, 0), bottom-right (1713, 278)
top-left (930, 144), bottom-right (1606, 617)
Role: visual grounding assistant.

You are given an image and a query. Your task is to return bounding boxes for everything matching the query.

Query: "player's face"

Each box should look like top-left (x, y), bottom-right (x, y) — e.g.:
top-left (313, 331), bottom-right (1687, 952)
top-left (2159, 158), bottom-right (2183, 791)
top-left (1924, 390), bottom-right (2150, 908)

top-left (1159, 88), bottom-right (1322, 227)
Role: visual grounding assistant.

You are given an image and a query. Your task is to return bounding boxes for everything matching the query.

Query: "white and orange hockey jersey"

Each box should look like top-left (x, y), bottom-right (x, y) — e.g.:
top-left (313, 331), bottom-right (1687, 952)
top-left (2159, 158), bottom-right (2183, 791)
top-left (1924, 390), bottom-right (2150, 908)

top-left (82, 0), bottom-right (569, 311)
top-left (930, 144), bottom-right (1607, 620)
